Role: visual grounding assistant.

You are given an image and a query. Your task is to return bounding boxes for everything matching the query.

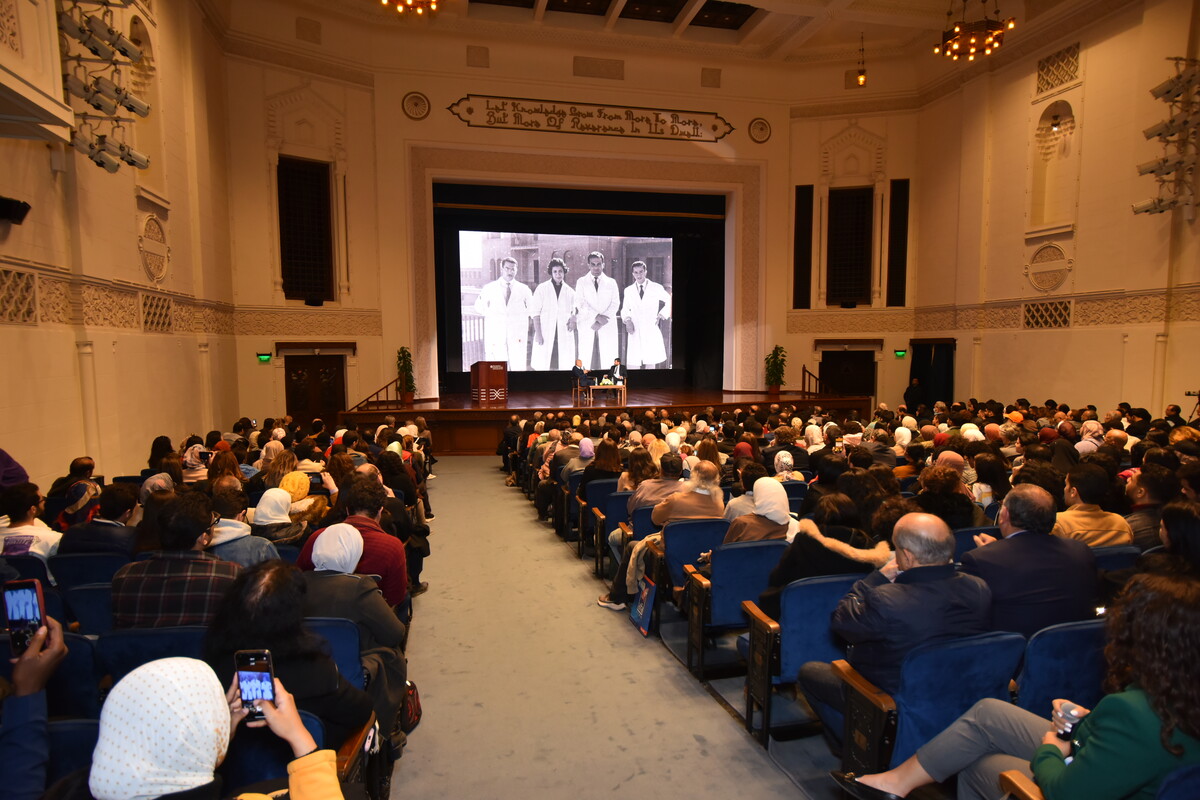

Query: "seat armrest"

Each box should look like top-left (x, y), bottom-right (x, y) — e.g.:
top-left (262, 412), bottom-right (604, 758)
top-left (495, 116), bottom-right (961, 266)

top-left (999, 770), bottom-right (1043, 800)
top-left (618, 521), bottom-right (632, 537)
top-left (832, 660), bottom-right (896, 714)
top-left (594, 508), bottom-right (606, 525)
top-left (646, 538), bottom-right (664, 559)
top-left (336, 711), bottom-right (377, 781)
top-left (683, 563), bottom-right (711, 592)
top-left (741, 600), bottom-right (780, 634)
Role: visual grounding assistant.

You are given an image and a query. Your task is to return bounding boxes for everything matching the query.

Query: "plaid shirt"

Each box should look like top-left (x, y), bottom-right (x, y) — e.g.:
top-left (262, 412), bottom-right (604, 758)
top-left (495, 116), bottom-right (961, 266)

top-left (111, 551), bottom-right (240, 628)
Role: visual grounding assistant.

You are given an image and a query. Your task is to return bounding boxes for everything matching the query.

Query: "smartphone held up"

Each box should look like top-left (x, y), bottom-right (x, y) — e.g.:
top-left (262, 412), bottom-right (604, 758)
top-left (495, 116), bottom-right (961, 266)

top-left (3, 578), bottom-right (45, 655)
top-left (234, 649), bottom-right (275, 720)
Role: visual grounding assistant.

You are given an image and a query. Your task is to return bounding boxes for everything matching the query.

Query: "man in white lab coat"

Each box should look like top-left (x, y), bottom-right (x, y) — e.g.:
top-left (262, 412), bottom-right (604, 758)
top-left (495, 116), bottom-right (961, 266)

top-left (573, 251), bottom-right (619, 370)
top-left (621, 260), bottom-right (671, 368)
top-left (473, 256), bottom-right (533, 370)
top-left (529, 258), bottom-right (576, 371)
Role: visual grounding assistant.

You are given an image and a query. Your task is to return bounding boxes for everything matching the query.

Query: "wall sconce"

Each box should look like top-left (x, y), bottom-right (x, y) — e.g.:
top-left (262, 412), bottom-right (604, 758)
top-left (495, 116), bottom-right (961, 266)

top-left (1050, 115), bottom-right (1060, 132)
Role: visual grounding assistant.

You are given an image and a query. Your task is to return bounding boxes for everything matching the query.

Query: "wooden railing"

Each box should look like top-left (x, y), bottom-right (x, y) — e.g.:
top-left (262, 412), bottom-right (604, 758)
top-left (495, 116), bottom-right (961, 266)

top-left (799, 365), bottom-right (831, 396)
top-left (349, 376), bottom-right (403, 412)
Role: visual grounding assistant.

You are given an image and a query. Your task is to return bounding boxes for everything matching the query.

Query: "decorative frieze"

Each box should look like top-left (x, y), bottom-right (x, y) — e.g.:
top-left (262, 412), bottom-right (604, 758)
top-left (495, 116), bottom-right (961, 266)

top-left (38, 278), bottom-right (71, 324)
top-left (0, 267), bottom-right (35, 324)
top-left (82, 285), bottom-right (139, 329)
top-left (234, 309), bottom-right (383, 337)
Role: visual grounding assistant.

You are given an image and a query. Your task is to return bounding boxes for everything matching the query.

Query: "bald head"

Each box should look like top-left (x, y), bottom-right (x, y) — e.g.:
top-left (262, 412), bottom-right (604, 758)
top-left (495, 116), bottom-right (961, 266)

top-left (690, 460), bottom-right (720, 491)
top-left (1105, 429), bottom-right (1129, 449)
top-left (892, 512), bottom-right (955, 567)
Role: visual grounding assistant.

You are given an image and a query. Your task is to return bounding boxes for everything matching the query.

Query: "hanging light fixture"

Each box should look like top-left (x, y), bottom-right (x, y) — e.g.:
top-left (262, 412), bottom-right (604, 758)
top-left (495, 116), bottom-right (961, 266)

top-left (1050, 114), bottom-right (1060, 132)
top-left (933, 0), bottom-right (1014, 62)
top-left (856, 34), bottom-right (867, 87)
top-left (380, 0), bottom-right (438, 17)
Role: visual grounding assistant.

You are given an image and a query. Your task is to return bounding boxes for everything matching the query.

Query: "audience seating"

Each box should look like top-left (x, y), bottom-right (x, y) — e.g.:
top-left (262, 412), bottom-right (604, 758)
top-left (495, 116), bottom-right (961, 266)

top-left (218, 711), bottom-right (328, 791)
top-left (952, 526), bottom-right (1000, 561)
top-left (40, 497), bottom-right (72, 531)
top-left (787, 496), bottom-right (804, 516)
top-left (96, 626), bottom-right (207, 683)
top-left (110, 475), bottom-right (145, 486)
top-left (5, 554), bottom-right (51, 583)
top-left (275, 544), bottom-right (301, 564)
top-left (47, 719), bottom-right (101, 784)
top-left (65, 582), bottom-right (114, 635)
top-left (306, 616), bottom-right (368, 690)
top-left (983, 501), bottom-right (1001, 521)
top-left (0, 632), bottom-right (102, 718)
top-left (559, 472), bottom-right (584, 541)
top-left (618, 506), bottom-right (659, 546)
top-left (577, 478), bottom-right (618, 561)
top-left (782, 482), bottom-right (808, 500)
top-left (1002, 762), bottom-right (1200, 800)
top-left (658, 518), bottom-right (730, 590)
top-left (49, 553), bottom-right (129, 591)
top-left (1012, 618), bottom-right (1106, 715)
top-left (1091, 544), bottom-right (1142, 571)
top-left (740, 574), bottom-right (859, 746)
top-left (593, 490), bottom-right (631, 578)
top-left (834, 631), bottom-right (1026, 773)
top-left (683, 540), bottom-right (787, 679)
top-left (898, 476), bottom-right (919, 493)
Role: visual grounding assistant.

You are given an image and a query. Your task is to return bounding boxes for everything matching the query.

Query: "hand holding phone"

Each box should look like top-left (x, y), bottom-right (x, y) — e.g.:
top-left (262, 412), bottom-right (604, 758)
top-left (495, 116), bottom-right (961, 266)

top-left (4, 579), bottom-right (45, 656)
top-left (256, 678), bottom-right (319, 758)
top-left (8, 613), bottom-right (68, 697)
top-left (234, 650), bottom-right (275, 721)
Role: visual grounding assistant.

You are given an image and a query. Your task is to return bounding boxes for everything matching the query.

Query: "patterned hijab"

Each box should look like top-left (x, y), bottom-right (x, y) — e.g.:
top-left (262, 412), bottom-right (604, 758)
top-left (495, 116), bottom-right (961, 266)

top-left (89, 658), bottom-right (227, 800)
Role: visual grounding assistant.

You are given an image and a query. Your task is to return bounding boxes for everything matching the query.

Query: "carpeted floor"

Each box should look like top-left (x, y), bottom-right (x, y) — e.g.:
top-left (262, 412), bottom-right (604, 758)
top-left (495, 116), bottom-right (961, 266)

top-left (391, 455), bottom-right (838, 798)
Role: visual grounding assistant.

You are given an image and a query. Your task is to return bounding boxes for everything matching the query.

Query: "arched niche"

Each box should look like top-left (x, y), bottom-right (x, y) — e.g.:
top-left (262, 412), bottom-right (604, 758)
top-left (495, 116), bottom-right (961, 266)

top-left (1029, 100), bottom-right (1078, 229)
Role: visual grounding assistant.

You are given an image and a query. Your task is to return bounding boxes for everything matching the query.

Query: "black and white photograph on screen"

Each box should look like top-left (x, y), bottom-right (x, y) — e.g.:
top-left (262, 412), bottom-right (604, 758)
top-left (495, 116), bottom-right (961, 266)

top-left (459, 232), bottom-right (673, 377)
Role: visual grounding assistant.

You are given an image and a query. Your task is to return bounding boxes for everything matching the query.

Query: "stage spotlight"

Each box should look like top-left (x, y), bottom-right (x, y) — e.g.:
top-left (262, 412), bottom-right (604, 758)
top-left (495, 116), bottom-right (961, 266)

top-left (64, 74), bottom-right (118, 115)
top-left (1150, 65), bottom-right (1200, 101)
top-left (1142, 109), bottom-right (1200, 140)
top-left (1136, 154), bottom-right (1196, 177)
top-left (59, 12), bottom-right (117, 61)
top-left (1131, 197), bottom-right (1179, 215)
top-left (93, 76), bottom-right (151, 117)
top-left (84, 14), bottom-right (143, 62)
top-left (116, 142), bottom-right (149, 169)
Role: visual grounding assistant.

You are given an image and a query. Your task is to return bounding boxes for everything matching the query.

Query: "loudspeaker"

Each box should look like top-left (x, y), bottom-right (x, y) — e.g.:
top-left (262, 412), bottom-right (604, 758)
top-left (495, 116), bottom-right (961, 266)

top-left (304, 295), bottom-right (325, 307)
top-left (0, 197), bottom-right (31, 225)
top-left (840, 301), bottom-right (857, 309)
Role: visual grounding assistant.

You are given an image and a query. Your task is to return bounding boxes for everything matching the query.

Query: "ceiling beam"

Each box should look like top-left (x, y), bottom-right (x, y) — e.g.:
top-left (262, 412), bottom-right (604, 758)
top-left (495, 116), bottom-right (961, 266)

top-left (604, 0), bottom-right (629, 30)
top-left (768, 0), bottom-right (853, 60)
top-left (533, 0), bottom-right (549, 22)
top-left (671, 0), bottom-right (707, 36)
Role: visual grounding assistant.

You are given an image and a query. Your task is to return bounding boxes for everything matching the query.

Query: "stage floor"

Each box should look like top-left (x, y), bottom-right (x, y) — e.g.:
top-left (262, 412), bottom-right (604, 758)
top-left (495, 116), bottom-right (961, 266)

top-left (344, 389), bottom-right (871, 455)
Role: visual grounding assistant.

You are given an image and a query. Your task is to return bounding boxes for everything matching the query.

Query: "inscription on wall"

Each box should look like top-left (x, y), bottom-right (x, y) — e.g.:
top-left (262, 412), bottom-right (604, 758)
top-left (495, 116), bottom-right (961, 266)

top-left (447, 95), bottom-right (733, 143)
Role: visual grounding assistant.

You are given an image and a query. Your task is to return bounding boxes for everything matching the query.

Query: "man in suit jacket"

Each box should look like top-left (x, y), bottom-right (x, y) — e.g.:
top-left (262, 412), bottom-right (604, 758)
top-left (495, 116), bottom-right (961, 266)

top-left (960, 484), bottom-right (1098, 639)
top-left (798, 512), bottom-right (991, 749)
top-left (59, 481), bottom-right (139, 558)
top-left (609, 358), bottom-right (625, 384)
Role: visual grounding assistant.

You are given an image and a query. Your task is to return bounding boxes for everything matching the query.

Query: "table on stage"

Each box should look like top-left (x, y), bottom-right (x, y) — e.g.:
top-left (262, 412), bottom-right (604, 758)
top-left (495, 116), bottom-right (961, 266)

top-left (587, 383), bottom-right (626, 406)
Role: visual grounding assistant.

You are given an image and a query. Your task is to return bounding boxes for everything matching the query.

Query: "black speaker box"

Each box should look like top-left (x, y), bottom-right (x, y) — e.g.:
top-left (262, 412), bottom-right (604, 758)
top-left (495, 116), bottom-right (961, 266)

top-left (0, 197), bottom-right (31, 225)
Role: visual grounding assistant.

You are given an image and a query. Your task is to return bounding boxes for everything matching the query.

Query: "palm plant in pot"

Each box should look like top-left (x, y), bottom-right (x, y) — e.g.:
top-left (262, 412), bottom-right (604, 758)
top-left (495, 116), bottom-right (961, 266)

top-left (764, 345), bottom-right (786, 394)
top-left (396, 347), bottom-right (417, 405)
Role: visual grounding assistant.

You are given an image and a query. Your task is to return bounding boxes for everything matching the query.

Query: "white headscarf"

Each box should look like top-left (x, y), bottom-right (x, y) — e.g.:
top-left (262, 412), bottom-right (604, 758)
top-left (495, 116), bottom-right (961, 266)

top-left (902, 416), bottom-right (918, 430)
top-left (894, 427), bottom-right (913, 448)
top-left (254, 439), bottom-right (284, 471)
top-left (89, 658), bottom-right (227, 800)
top-left (312, 522), bottom-right (364, 573)
top-left (804, 425), bottom-right (823, 447)
top-left (271, 427), bottom-right (287, 441)
top-left (752, 478), bottom-right (800, 541)
top-left (253, 488), bottom-right (294, 526)
top-left (665, 432), bottom-right (681, 453)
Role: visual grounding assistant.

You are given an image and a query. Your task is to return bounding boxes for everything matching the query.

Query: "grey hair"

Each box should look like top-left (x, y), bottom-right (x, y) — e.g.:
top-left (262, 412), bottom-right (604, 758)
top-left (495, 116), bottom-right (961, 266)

top-left (893, 513), bottom-right (955, 566)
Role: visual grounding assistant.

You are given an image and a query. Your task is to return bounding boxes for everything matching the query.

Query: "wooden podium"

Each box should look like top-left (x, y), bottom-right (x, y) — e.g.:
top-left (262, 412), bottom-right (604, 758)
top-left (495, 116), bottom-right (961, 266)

top-left (471, 361), bottom-right (508, 405)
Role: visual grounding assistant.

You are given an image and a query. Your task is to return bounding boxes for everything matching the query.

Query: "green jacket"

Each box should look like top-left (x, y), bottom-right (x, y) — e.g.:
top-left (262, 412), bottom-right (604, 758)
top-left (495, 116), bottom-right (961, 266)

top-left (1033, 687), bottom-right (1200, 800)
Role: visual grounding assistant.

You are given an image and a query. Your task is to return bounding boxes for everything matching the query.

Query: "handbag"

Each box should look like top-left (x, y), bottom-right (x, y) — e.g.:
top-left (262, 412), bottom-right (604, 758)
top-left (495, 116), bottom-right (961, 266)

top-left (400, 680), bottom-right (422, 734)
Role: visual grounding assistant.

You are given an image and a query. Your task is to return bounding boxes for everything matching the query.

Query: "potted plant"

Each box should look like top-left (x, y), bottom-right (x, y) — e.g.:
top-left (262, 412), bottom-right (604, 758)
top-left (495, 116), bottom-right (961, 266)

top-left (396, 347), bottom-right (417, 405)
top-left (764, 345), bottom-right (786, 394)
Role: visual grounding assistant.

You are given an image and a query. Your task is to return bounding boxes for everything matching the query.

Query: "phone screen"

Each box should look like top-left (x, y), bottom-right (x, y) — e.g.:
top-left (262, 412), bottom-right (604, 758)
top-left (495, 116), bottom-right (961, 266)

top-left (4, 580), bottom-right (44, 655)
top-left (234, 650), bottom-right (275, 720)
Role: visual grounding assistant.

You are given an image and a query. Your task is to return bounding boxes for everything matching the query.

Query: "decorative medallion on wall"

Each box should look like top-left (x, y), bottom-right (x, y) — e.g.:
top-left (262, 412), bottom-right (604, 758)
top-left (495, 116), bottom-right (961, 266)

top-left (403, 92), bottom-right (431, 121)
top-left (1024, 243), bottom-right (1073, 292)
top-left (139, 215), bottom-right (170, 283)
top-left (748, 118), bottom-right (771, 144)
top-left (1, 0), bottom-right (20, 56)
top-left (448, 95), bottom-right (734, 142)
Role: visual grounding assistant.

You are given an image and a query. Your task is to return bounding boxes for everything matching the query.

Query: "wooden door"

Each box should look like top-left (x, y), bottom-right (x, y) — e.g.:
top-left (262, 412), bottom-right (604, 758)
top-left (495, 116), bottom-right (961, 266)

top-left (284, 355), bottom-right (346, 427)
top-left (819, 350), bottom-right (877, 398)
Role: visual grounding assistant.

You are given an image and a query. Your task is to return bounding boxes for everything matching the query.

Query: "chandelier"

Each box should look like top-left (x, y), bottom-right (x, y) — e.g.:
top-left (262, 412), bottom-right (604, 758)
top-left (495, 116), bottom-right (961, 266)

top-left (933, 0), bottom-right (1014, 62)
top-left (380, 0), bottom-right (438, 16)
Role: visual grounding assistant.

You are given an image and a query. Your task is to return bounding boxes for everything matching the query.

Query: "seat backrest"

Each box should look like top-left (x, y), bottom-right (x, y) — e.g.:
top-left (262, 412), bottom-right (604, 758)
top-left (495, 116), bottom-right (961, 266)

top-left (306, 616), bottom-right (365, 690)
top-left (788, 496), bottom-right (804, 516)
top-left (708, 540), bottom-right (788, 627)
top-left (565, 472), bottom-right (584, 513)
top-left (662, 518), bottom-right (730, 587)
top-left (778, 574), bottom-right (859, 680)
top-left (4, 554), bottom-right (50, 583)
top-left (47, 719), bottom-right (101, 784)
top-left (275, 544), bottom-right (301, 564)
top-left (1158, 764), bottom-right (1200, 800)
top-left (0, 632), bottom-right (102, 718)
top-left (983, 502), bottom-right (1001, 522)
top-left (629, 505), bottom-right (658, 541)
top-left (1015, 618), bottom-right (1106, 715)
top-left (111, 475), bottom-right (145, 486)
top-left (782, 481), bottom-right (808, 500)
top-left (602, 491), bottom-right (632, 535)
top-left (97, 626), bottom-right (207, 683)
top-left (890, 631), bottom-right (1027, 767)
top-left (1091, 545), bottom-right (1141, 571)
top-left (953, 527), bottom-right (1000, 561)
top-left (65, 582), bottom-right (114, 635)
top-left (583, 479), bottom-right (619, 532)
top-left (898, 476), bottom-right (920, 493)
top-left (49, 552), bottom-right (130, 591)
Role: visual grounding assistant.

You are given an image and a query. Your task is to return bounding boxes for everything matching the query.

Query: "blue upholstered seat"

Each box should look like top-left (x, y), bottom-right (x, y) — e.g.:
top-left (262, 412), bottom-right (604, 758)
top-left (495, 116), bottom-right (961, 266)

top-left (97, 626), bottom-right (207, 683)
top-left (1158, 764), bottom-right (1200, 800)
top-left (306, 616), bottom-right (366, 690)
top-left (49, 552), bottom-right (130, 591)
top-left (661, 518), bottom-right (730, 588)
top-left (65, 582), bottom-right (114, 635)
top-left (47, 719), bottom-right (100, 784)
top-left (1013, 618), bottom-right (1106, 715)
top-left (218, 711), bottom-right (326, 791)
top-left (1092, 544), bottom-right (1141, 571)
top-left (952, 526), bottom-right (1000, 561)
top-left (0, 632), bottom-right (102, 718)
top-left (595, 490), bottom-right (631, 576)
top-left (782, 481), bottom-right (808, 500)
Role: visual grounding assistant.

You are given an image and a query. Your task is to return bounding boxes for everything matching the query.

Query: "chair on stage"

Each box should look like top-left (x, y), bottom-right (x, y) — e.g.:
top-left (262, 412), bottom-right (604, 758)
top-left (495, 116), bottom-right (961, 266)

top-left (570, 374), bottom-right (587, 406)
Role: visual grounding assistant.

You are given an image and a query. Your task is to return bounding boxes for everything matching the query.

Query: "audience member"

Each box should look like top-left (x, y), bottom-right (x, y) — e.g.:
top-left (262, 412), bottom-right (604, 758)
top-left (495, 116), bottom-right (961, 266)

top-left (58, 481), bottom-right (139, 557)
top-left (207, 488), bottom-right (279, 568)
top-left (650, 460), bottom-right (724, 526)
top-left (0, 483), bottom-right (61, 562)
top-left (1124, 463), bottom-right (1181, 551)
top-left (1051, 462), bottom-right (1134, 546)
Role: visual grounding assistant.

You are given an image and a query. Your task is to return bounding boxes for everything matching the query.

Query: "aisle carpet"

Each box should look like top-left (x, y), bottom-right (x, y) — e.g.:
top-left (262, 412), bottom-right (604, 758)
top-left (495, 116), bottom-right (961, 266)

top-left (391, 455), bottom-right (839, 798)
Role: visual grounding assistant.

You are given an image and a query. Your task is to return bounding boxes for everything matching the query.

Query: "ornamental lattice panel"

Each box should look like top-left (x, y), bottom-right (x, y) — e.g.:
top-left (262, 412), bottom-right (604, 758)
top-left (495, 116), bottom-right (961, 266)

top-left (1023, 300), bottom-right (1072, 329)
top-left (142, 294), bottom-right (172, 333)
top-left (0, 268), bottom-right (36, 324)
top-left (1037, 44), bottom-right (1079, 94)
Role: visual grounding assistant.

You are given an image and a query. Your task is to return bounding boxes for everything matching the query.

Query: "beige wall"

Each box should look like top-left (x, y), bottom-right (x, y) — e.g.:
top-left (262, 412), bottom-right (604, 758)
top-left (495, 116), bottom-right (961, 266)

top-left (1, 0), bottom-right (1196, 481)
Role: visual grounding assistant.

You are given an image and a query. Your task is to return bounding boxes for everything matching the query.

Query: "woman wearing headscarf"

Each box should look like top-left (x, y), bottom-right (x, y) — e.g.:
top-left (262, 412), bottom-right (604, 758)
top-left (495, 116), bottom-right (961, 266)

top-left (804, 424), bottom-right (825, 452)
top-left (249, 488), bottom-right (308, 545)
top-left (773, 451), bottom-right (798, 483)
top-left (302, 524), bottom-right (409, 754)
top-left (138, 473), bottom-right (174, 505)
top-left (253, 440), bottom-right (283, 473)
top-left (724, 477), bottom-right (800, 543)
top-left (278, 471), bottom-right (329, 527)
top-left (1076, 420), bottom-right (1106, 455)
top-left (44, 657), bottom-right (341, 800)
top-left (562, 437), bottom-right (595, 481)
top-left (181, 444), bottom-right (209, 483)
top-left (892, 425), bottom-right (913, 457)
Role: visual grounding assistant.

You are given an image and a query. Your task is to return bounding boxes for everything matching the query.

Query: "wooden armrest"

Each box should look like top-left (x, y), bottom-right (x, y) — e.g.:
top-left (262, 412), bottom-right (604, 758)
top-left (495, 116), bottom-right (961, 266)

top-left (741, 600), bottom-right (781, 635)
top-left (999, 770), bottom-right (1043, 800)
top-left (646, 539), bottom-right (664, 558)
top-left (336, 711), bottom-right (377, 780)
top-left (578, 497), bottom-right (588, 509)
top-left (619, 521), bottom-right (632, 537)
top-left (593, 507), bottom-right (606, 525)
top-left (832, 660), bottom-right (896, 714)
top-left (683, 564), bottom-right (711, 591)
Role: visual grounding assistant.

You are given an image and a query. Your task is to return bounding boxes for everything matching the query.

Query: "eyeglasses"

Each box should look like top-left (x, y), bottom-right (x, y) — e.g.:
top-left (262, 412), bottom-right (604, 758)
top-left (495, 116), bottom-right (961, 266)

top-left (210, 511), bottom-right (221, 529)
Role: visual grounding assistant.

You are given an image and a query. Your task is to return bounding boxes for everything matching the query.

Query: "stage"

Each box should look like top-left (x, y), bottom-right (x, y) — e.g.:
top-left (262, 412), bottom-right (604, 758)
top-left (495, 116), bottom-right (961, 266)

top-left (342, 389), bottom-right (871, 455)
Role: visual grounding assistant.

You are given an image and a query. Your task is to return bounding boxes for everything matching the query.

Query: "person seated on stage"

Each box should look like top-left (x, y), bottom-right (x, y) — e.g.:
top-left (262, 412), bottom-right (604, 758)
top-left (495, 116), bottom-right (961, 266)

top-left (610, 357), bottom-right (626, 385)
top-left (58, 481), bottom-right (139, 558)
top-left (572, 359), bottom-right (595, 387)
